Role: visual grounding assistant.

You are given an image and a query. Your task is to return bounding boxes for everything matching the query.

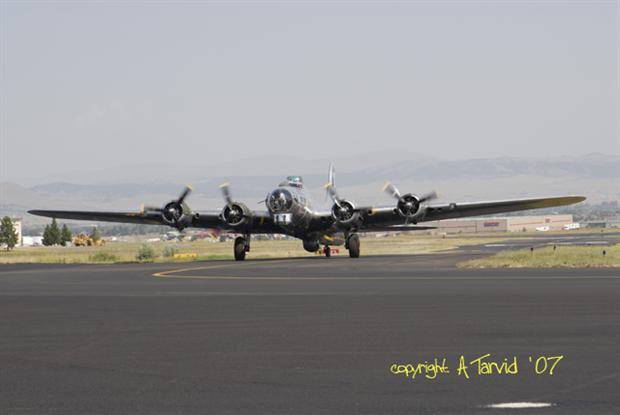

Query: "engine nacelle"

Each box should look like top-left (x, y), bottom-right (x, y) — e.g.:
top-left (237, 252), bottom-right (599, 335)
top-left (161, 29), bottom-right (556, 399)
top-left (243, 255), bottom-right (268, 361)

top-left (221, 202), bottom-right (251, 227)
top-left (161, 201), bottom-right (195, 230)
top-left (302, 239), bottom-right (320, 253)
top-left (395, 193), bottom-right (421, 219)
top-left (331, 200), bottom-right (360, 225)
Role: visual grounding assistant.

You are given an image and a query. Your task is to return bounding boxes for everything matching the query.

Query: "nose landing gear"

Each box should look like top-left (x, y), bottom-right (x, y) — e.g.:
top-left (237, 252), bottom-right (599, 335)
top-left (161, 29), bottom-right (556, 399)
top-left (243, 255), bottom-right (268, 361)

top-left (234, 236), bottom-right (250, 261)
top-left (323, 246), bottom-right (331, 258)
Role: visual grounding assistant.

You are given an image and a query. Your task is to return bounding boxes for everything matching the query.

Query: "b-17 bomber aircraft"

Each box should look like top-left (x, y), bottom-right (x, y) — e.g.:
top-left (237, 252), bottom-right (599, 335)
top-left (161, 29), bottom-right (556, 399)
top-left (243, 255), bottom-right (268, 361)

top-left (29, 166), bottom-right (585, 260)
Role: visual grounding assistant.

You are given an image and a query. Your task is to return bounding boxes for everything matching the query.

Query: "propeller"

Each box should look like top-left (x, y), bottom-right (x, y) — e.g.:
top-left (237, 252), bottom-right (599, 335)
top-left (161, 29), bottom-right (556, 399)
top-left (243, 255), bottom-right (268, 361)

top-left (219, 182), bottom-right (233, 205)
top-left (219, 182), bottom-right (249, 227)
top-left (140, 185), bottom-right (193, 214)
top-left (324, 182), bottom-right (342, 208)
top-left (383, 182), bottom-right (402, 200)
top-left (324, 164), bottom-right (345, 208)
top-left (418, 191), bottom-right (437, 204)
top-left (383, 182), bottom-right (437, 204)
top-left (324, 164), bottom-right (338, 204)
top-left (383, 181), bottom-right (437, 222)
top-left (323, 165), bottom-right (361, 224)
top-left (139, 185), bottom-right (194, 230)
top-left (331, 200), bottom-right (357, 223)
top-left (177, 185), bottom-right (192, 205)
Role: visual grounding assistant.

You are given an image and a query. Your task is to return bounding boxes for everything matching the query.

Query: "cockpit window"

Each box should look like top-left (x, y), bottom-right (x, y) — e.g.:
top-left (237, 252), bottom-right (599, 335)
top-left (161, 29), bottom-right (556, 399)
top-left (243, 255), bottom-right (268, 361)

top-left (286, 176), bottom-right (303, 188)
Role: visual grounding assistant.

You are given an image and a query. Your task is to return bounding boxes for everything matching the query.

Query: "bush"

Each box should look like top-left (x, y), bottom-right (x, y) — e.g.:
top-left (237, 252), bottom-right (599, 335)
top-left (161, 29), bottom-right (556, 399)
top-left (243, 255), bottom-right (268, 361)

top-left (162, 246), bottom-right (178, 258)
top-left (136, 244), bottom-right (157, 261)
top-left (88, 252), bottom-right (119, 263)
top-left (90, 226), bottom-right (102, 242)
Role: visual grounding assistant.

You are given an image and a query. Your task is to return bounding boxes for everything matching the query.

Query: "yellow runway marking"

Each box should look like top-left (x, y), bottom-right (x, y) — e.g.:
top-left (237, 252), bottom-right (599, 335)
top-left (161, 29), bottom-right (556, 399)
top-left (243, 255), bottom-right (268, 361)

top-left (152, 259), bottom-right (300, 278)
top-left (1, 265), bottom-right (170, 276)
top-left (153, 264), bottom-right (620, 281)
top-left (154, 274), bottom-right (620, 281)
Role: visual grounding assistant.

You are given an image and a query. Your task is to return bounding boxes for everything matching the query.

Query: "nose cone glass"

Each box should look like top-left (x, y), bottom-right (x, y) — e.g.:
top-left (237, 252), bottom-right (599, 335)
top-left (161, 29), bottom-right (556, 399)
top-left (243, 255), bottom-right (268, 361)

top-left (267, 189), bottom-right (293, 212)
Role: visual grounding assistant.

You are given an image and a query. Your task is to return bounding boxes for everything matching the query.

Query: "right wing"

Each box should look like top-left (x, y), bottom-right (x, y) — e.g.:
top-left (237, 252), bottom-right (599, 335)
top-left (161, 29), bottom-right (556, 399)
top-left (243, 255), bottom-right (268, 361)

top-left (28, 209), bottom-right (165, 225)
top-left (421, 196), bottom-right (586, 222)
top-left (28, 209), bottom-right (281, 233)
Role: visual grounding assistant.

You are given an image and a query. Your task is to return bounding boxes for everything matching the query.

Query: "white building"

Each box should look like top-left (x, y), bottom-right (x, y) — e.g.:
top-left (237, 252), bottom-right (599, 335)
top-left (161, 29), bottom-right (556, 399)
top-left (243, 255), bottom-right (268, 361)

top-left (425, 215), bottom-right (574, 234)
top-left (22, 236), bottom-right (43, 247)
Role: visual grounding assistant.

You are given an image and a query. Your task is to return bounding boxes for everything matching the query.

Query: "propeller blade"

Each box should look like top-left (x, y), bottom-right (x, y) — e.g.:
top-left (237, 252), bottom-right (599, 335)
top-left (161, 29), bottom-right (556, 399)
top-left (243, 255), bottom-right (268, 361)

top-left (219, 182), bottom-right (233, 205)
top-left (328, 164), bottom-right (335, 188)
top-left (324, 183), bottom-right (342, 208)
top-left (383, 182), bottom-right (401, 200)
top-left (419, 191), bottom-right (438, 203)
top-left (177, 185), bottom-right (192, 204)
top-left (324, 164), bottom-right (336, 202)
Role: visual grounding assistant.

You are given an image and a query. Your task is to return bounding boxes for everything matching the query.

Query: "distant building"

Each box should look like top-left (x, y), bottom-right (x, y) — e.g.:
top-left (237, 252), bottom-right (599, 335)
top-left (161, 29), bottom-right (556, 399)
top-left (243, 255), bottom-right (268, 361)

top-left (22, 236), bottom-right (43, 247)
top-left (426, 215), bottom-right (574, 234)
top-left (583, 221), bottom-right (609, 229)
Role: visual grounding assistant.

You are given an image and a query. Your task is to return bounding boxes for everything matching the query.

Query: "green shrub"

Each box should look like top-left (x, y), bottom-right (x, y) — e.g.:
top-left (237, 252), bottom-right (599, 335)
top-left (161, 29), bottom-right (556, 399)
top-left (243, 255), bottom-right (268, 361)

top-left (162, 246), bottom-right (178, 258)
top-left (136, 244), bottom-right (157, 261)
top-left (88, 252), bottom-right (119, 262)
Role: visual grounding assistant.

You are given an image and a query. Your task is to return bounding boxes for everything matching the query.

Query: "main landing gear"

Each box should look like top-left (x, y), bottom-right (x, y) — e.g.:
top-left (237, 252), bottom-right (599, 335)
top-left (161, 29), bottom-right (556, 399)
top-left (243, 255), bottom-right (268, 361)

top-left (322, 234), bottom-right (360, 258)
top-left (346, 233), bottom-right (360, 258)
top-left (234, 236), bottom-right (250, 261)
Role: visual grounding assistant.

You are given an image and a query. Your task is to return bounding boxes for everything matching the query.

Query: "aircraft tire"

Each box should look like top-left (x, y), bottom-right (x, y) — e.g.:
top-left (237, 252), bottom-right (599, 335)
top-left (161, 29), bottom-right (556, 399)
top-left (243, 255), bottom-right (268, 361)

top-left (347, 234), bottom-right (360, 258)
top-left (234, 236), bottom-right (246, 261)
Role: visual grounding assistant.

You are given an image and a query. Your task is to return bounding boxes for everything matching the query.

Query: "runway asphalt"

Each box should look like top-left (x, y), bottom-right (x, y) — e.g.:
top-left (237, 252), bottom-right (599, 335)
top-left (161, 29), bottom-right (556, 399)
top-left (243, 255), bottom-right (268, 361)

top-left (0, 233), bottom-right (618, 414)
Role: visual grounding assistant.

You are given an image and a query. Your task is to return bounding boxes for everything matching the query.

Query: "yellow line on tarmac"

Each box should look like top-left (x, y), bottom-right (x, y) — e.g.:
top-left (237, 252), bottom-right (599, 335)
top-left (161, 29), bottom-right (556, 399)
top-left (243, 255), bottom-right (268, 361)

top-left (154, 275), bottom-right (620, 281)
top-left (153, 269), bottom-right (620, 281)
top-left (152, 259), bottom-right (300, 278)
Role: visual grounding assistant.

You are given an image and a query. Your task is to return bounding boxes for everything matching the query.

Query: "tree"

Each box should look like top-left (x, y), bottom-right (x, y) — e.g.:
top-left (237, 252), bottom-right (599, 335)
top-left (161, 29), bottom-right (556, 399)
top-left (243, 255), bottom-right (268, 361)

top-left (42, 224), bottom-right (52, 246)
top-left (89, 226), bottom-right (101, 242)
top-left (60, 224), bottom-right (72, 247)
top-left (49, 218), bottom-right (61, 245)
top-left (0, 216), bottom-right (19, 251)
top-left (43, 219), bottom-right (61, 246)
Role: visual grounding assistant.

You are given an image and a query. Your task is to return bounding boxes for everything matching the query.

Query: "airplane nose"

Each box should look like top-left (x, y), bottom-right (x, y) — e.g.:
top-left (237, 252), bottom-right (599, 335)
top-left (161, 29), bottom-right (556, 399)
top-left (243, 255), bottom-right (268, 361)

top-left (267, 189), bottom-right (293, 213)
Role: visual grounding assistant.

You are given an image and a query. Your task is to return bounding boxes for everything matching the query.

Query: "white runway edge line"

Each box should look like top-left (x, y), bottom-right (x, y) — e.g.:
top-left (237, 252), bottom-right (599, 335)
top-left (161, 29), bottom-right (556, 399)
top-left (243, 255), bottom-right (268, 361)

top-left (483, 402), bottom-right (556, 409)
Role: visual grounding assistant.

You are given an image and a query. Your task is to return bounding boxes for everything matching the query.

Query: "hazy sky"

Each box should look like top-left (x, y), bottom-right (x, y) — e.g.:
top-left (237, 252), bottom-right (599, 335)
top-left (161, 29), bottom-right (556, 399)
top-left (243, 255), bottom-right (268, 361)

top-left (1, 1), bottom-right (618, 183)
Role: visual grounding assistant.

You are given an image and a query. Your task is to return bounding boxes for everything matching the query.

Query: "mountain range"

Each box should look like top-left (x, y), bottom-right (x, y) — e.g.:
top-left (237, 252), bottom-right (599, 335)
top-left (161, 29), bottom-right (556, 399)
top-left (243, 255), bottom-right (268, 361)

top-left (1, 153), bottom-right (617, 224)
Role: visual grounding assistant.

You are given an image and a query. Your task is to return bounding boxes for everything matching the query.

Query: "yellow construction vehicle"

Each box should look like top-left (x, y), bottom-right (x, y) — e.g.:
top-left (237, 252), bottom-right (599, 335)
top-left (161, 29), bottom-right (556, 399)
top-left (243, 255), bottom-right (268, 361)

top-left (73, 233), bottom-right (105, 247)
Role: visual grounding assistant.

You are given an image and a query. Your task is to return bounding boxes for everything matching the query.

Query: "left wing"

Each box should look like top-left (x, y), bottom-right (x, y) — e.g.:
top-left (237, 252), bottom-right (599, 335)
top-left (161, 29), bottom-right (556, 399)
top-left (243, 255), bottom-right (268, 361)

top-left (322, 195), bottom-right (585, 232)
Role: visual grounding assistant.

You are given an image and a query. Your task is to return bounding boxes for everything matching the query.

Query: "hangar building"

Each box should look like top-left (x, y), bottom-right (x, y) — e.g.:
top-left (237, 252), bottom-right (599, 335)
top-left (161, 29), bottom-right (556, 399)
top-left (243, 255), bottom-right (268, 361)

top-left (427, 214), bottom-right (574, 234)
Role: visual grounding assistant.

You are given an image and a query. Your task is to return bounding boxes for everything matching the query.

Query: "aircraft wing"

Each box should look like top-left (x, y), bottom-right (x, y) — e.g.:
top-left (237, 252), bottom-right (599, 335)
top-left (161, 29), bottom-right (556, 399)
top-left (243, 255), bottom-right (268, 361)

top-left (421, 195), bottom-right (586, 222)
top-left (28, 209), bottom-right (165, 225)
top-left (194, 210), bottom-right (281, 233)
top-left (357, 225), bottom-right (437, 232)
top-left (360, 195), bottom-right (585, 229)
top-left (28, 209), bottom-right (281, 233)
